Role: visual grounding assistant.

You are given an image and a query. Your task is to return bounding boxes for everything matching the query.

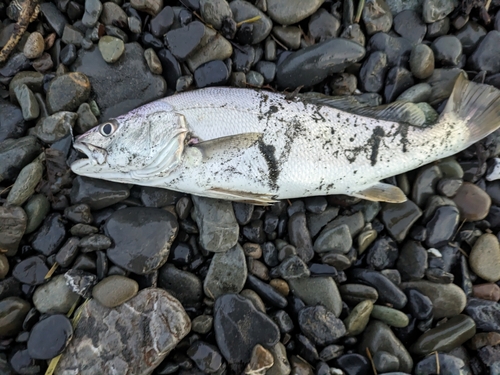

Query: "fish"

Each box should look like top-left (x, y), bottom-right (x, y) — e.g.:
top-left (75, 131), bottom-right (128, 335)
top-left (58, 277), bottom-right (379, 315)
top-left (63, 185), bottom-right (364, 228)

top-left (71, 76), bottom-right (500, 205)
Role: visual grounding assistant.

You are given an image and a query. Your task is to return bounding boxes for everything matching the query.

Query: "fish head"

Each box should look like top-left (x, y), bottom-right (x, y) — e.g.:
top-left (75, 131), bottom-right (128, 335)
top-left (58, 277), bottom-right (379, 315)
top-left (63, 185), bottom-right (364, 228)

top-left (71, 100), bottom-right (188, 180)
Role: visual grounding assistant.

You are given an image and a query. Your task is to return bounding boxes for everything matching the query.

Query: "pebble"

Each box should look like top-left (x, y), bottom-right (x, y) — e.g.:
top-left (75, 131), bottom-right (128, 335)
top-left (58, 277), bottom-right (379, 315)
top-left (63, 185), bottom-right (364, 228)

top-left (192, 196), bottom-right (239, 252)
top-left (28, 314), bottom-right (73, 360)
top-left (452, 182), bottom-right (491, 221)
top-left (98, 36), bottom-right (125, 63)
top-left (165, 21), bottom-right (207, 61)
top-left (105, 207), bottom-right (178, 274)
top-left (349, 268), bottom-right (407, 309)
top-left (455, 21), bottom-right (487, 55)
top-left (33, 274), bottom-right (80, 314)
top-left (371, 305), bottom-right (409, 328)
top-left (298, 305), bottom-right (346, 346)
top-left (410, 44), bottom-right (435, 79)
top-left (0, 255), bottom-right (8, 280)
top-left (246, 274), bottom-right (288, 308)
top-left (314, 224), bottom-right (352, 254)
top-left (187, 340), bottom-right (223, 373)
top-left (425, 205), bottom-right (459, 247)
top-left (144, 48), bottom-right (162, 75)
top-left (130, 0), bottom-right (163, 16)
top-left (473, 283), bottom-right (500, 302)
top-left (362, 0), bottom-right (393, 35)
top-left (343, 300), bottom-right (373, 336)
top-left (469, 233), bottom-right (500, 283)
top-left (33, 111), bottom-right (78, 143)
top-left (23, 32), bottom-right (45, 59)
top-left (431, 35), bottom-right (462, 66)
top-left (288, 212), bottom-right (314, 262)
top-left (61, 25), bottom-right (84, 47)
top-left (373, 351), bottom-right (400, 373)
top-left (31, 212), bottom-right (66, 256)
top-left (366, 236), bottom-right (398, 270)
top-left (45, 72), bottom-right (91, 113)
top-left (422, 0), bottom-right (458, 23)
top-left (55, 288), bottom-right (191, 374)
top-left (336, 353), bottom-right (371, 375)
top-left (6, 155), bottom-right (43, 206)
top-left (368, 32), bottom-right (412, 66)
top-left (399, 280), bottom-right (466, 319)
top-left (199, 0), bottom-right (232, 29)
top-left (158, 264), bottom-right (203, 308)
top-left (273, 26), bottom-right (301, 50)
top-left (204, 243), bottom-right (247, 299)
top-left (359, 320), bottom-right (413, 373)
top-left (99, 2), bottom-right (127, 26)
top-left (266, 0), bottom-right (324, 25)
top-left (397, 83), bottom-right (432, 103)
top-left (414, 353), bottom-right (468, 375)
top-left (406, 288), bottom-right (433, 320)
top-left (410, 314), bottom-right (476, 356)
top-left (40, 2), bottom-right (68, 36)
top-left (465, 298), bottom-right (500, 332)
top-left (339, 283), bottom-right (379, 305)
top-left (0, 206), bottom-right (27, 256)
top-left (192, 315), bottom-right (213, 334)
top-left (469, 31), bottom-right (500, 74)
top-left (70, 176), bottom-right (129, 210)
top-left (0, 297), bottom-right (30, 337)
top-left (393, 10), bottom-right (426, 43)
top-left (380, 200), bottom-right (422, 242)
top-left (55, 238), bottom-right (80, 269)
top-left (359, 51), bottom-right (388, 93)
top-left (288, 276), bottom-right (342, 317)
top-left (396, 241), bottom-right (427, 280)
top-left (278, 255), bottom-right (310, 279)
top-left (308, 8), bottom-right (340, 41)
top-left (185, 33), bottom-right (233, 72)
top-left (267, 342), bottom-right (291, 375)
top-left (276, 38), bottom-right (365, 89)
top-left (92, 275), bottom-right (139, 308)
top-left (0, 99), bottom-right (26, 142)
top-left (82, 0), bottom-right (102, 27)
top-left (384, 66), bottom-right (414, 102)
top-left (307, 206), bottom-right (339, 237)
top-left (12, 256), bottom-right (48, 286)
top-left (243, 344), bottom-right (273, 374)
top-left (72, 43), bottom-right (166, 120)
top-left (230, 1), bottom-right (272, 44)
top-left (214, 294), bottom-right (279, 364)
top-left (0, 53), bottom-right (30, 77)
top-left (24, 194), bottom-right (50, 234)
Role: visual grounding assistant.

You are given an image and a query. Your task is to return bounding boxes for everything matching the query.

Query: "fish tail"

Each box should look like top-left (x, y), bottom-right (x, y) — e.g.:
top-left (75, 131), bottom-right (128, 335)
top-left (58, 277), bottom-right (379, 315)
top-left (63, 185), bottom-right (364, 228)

top-left (440, 75), bottom-right (500, 147)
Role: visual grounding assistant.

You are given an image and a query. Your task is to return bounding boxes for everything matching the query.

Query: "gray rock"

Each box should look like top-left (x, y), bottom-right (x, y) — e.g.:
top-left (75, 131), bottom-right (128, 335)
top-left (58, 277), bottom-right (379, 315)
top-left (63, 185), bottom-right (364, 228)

top-left (92, 275), bottom-right (139, 308)
top-left (75, 103), bottom-right (98, 134)
top-left (424, 68), bottom-right (466, 105)
top-left (314, 224), bottom-right (352, 254)
top-left (6, 155), bottom-right (44, 206)
top-left (55, 288), bottom-right (191, 375)
top-left (33, 275), bottom-right (80, 314)
top-left (273, 26), bottom-right (301, 50)
top-left (288, 277), bottom-right (342, 317)
top-left (185, 33), bottom-right (233, 72)
top-left (46, 72), bottom-right (91, 113)
top-left (82, 0), bottom-right (103, 27)
top-left (298, 305), bottom-right (346, 346)
top-left (191, 196), bottom-right (239, 252)
top-left (158, 264), bottom-right (203, 308)
top-left (396, 83), bottom-right (432, 103)
top-left (422, 0), bottom-right (458, 23)
top-left (0, 136), bottom-right (41, 183)
top-left (359, 51), bottom-right (388, 93)
top-left (267, 342), bottom-right (291, 375)
top-left (130, 0), bottom-right (163, 16)
top-left (61, 25), bottom-right (84, 47)
top-left (276, 38), bottom-right (365, 89)
top-left (267, 0), bottom-right (325, 25)
top-left (468, 31), bottom-right (500, 74)
top-left (144, 48), bottom-right (162, 75)
top-left (278, 255), bottom-right (310, 279)
top-left (33, 112), bottom-right (78, 143)
top-left (431, 35), bottom-right (462, 66)
top-left (0, 99), bottom-right (26, 141)
top-left (23, 32), bottom-right (45, 60)
top-left (14, 84), bottom-right (39, 121)
top-left (70, 176), bottom-right (130, 210)
top-left (397, 241), bottom-right (427, 280)
top-left (203, 243), bottom-right (247, 299)
top-left (0, 206), bottom-right (27, 257)
top-left (99, 2), bottom-right (127, 26)
top-left (200, 0), bottom-right (232, 29)
top-left (368, 32), bottom-right (412, 67)
top-left (71, 43), bottom-right (166, 121)
top-left (288, 212), bottom-right (314, 262)
top-left (192, 315), bottom-right (213, 334)
top-left (40, 2), bottom-right (68, 36)
top-left (308, 8), bottom-right (340, 41)
top-left (362, 0), bottom-right (393, 36)
top-left (23, 194), bottom-right (50, 234)
top-left (98, 36), bottom-right (125, 63)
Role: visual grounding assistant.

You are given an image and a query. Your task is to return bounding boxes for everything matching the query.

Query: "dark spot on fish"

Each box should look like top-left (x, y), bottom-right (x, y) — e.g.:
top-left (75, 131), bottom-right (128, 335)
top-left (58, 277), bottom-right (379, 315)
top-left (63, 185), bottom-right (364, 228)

top-left (258, 141), bottom-right (279, 191)
top-left (369, 126), bottom-right (385, 166)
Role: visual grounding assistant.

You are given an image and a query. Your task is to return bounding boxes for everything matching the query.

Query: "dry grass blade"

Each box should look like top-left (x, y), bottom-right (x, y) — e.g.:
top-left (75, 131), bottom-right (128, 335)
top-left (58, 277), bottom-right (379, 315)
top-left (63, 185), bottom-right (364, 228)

top-left (354, 0), bottom-right (365, 23)
top-left (365, 347), bottom-right (378, 375)
top-left (0, 0), bottom-right (40, 63)
top-left (44, 262), bottom-right (59, 279)
top-left (435, 351), bottom-right (440, 374)
top-left (236, 15), bottom-right (261, 27)
top-left (0, 185), bottom-right (13, 195)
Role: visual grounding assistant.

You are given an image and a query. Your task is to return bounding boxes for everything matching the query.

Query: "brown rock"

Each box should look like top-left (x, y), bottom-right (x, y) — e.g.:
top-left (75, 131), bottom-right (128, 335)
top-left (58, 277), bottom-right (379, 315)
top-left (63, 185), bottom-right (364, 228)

top-left (472, 283), bottom-right (500, 302)
top-left (270, 278), bottom-right (289, 296)
top-left (23, 32), bottom-right (45, 59)
top-left (245, 344), bottom-right (274, 374)
top-left (469, 233), bottom-right (500, 283)
top-left (469, 332), bottom-right (500, 350)
top-left (452, 182), bottom-right (491, 221)
top-left (243, 243), bottom-right (262, 259)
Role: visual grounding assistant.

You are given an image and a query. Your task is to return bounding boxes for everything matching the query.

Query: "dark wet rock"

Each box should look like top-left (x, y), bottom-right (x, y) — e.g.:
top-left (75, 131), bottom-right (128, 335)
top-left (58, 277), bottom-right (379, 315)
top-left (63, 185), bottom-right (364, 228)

top-left (14, 84), bottom-right (39, 121)
top-left (137, 186), bottom-right (183, 207)
top-left (469, 31), bottom-right (500, 74)
top-left (373, 351), bottom-right (399, 373)
top-left (165, 21), bottom-right (206, 61)
top-left (150, 6), bottom-right (174, 38)
top-left (339, 283), bottom-right (378, 305)
top-left (28, 314), bottom-right (73, 360)
top-left (288, 277), bottom-right (342, 317)
top-left (307, 207), bottom-right (339, 237)
top-left (0, 53), bottom-right (30, 77)
top-left (194, 60), bottom-right (230, 88)
top-left (255, 61), bottom-right (276, 83)
top-left (266, 0), bottom-right (324, 25)
top-left (411, 314), bottom-right (476, 356)
top-left (45, 72), bottom-right (90, 113)
top-left (31, 213), bottom-right (66, 256)
top-left (299, 305), bottom-right (346, 346)
top-left (204, 243), bottom-right (247, 299)
top-left (233, 45), bottom-right (256, 72)
top-left (362, 0), bottom-right (393, 35)
top-left (465, 298), bottom-right (500, 331)
top-left (23, 194), bottom-right (49, 235)
top-left (92, 275), bottom-right (139, 308)
top-left (12, 256), bottom-right (48, 286)
top-left (308, 8), bottom-right (340, 41)
top-left (70, 224), bottom-right (98, 237)
top-left (414, 353), bottom-right (468, 375)
top-left (437, 177), bottom-right (462, 197)
top-left (10, 349), bottom-right (40, 374)
top-left (70, 176), bottom-right (130, 210)
top-left (380, 200), bottom-right (422, 243)
top-left (33, 111), bottom-right (77, 143)
top-left (455, 21), bottom-right (486, 55)
top-left (359, 320), bottom-right (413, 373)
top-left (64, 204), bottom-right (92, 224)
top-left (336, 354), bottom-right (371, 375)
top-left (397, 83), bottom-right (432, 103)
top-left (431, 35), bottom-right (462, 66)
top-left (400, 280), bottom-right (466, 319)
top-left (55, 238), bottom-right (80, 268)
top-left (192, 196), bottom-right (238, 252)
top-left (0, 206), bottom-right (27, 257)
top-left (314, 224), bottom-right (352, 254)
top-left (72, 43), bottom-right (166, 121)
top-left (341, 23), bottom-right (366, 46)
top-left (185, 31), bottom-right (233, 72)
top-left (410, 44), bottom-right (435, 80)
top-left (276, 38), bottom-right (365, 89)
top-left (397, 241), bottom-right (427, 280)
top-left (246, 274), bottom-right (288, 308)
top-left (384, 66), bottom-right (414, 103)
top-left (394, 10), bottom-right (426, 44)
top-left (214, 294), bottom-right (279, 364)
top-left (0, 136), bottom-right (41, 183)
top-left (469, 233), bottom-right (500, 283)
top-left (349, 268), bottom-right (407, 309)
top-left (6, 155), bottom-right (43, 206)
top-left (0, 297), bottom-right (30, 337)
top-left (0, 278), bottom-right (22, 300)
top-left (368, 32), bottom-right (412, 67)
top-left (0, 99), bottom-right (26, 142)
top-left (187, 340), bottom-right (223, 373)
top-left (406, 288), bottom-right (433, 320)
top-left (366, 236), bottom-right (398, 270)
top-left (230, 1), bottom-right (272, 44)
top-left (192, 315), bottom-right (213, 334)
top-left (61, 25), bottom-right (84, 47)
top-left (82, 0), bottom-right (102, 27)
top-left (288, 212), bottom-right (314, 262)
top-left (278, 255), bottom-right (310, 279)
top-left (99, 2), bottom-right (127, 26)
top-left (199, 0), bottom-right (232, 30)
top-left (422, 0), bottom-right (458, 23)
top-left (412, 165), bottom-right (442, 207)
top-left (424, 68), bottom-right (465, 105)
top-left (105, 207), bottom-right (178, 274)
top-left (55, 288), bottom-right (191, 374)
top-left (425, 205), bottom-right (459, 247)
top-left (40, 2), bottom-right (68, 36)
top-left (273, 26), bottom-right (301, 50)
top-left (75, 102), bottom-right (98, 134)
top-left (159, 264), bottom-right (202, 308)
top-left (33, 274), bottom-right (80, 314)
top-left (359, 51), bottom-right (388, 93)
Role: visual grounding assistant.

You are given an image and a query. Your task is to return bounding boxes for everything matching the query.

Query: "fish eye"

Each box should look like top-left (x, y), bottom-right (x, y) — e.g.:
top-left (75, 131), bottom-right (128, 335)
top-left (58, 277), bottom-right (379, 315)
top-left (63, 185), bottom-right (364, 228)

top-left (99, 122), bottom-right (117, 137)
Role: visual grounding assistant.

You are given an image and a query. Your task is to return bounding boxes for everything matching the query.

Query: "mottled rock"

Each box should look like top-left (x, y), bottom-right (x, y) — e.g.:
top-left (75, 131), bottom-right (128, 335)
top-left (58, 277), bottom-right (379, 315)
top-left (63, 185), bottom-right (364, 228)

top-left (0, 206), bottom-right (27, 256)
top-left (266, 0), bottom-right (324, 25)
top-left (469, 233), bottom-right (500, 283)
top-left (32, 275), bottom-right (80, 314)
top-left (46, 72), bottom-right (91, 113)
top-left (288, 277), bottom-right (342, 317)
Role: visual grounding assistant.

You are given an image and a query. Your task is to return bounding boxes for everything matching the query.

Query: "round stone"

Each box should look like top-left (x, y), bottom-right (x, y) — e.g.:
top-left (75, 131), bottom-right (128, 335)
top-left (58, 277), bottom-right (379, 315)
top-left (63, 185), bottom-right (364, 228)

top-left (0, 297), bottom-right (30, 337)
top-left (92, 275), bottom-right (139, 308)
top-left (452, 182), bottom-right (491, 221)
top-left (371, 305), bottom-right (409, 328)
top-left (23, 32), bottom-right (45, 59)
top-left (46, 72), bottom-right (91, 113)
top-left (266, 0), bottom-right (324, 25)
top-left (24, 194), bottom-right (51, 234)
top-left (410, 44), bottom-right (435, 79)
top-left (469, 233), bottom-right (500, 283)
top-left (28, 314), bottom-right (73, 360)
top-left (0, 205), bottom-right (27, 257)
top-left (32, 274), bottom-right (80, 314)
top-left (98, 36), bottom-right (125, 63)
top-left (12, 256), bottom-right (49, 285)
top-left (343, 300), bottom-right (373, 336)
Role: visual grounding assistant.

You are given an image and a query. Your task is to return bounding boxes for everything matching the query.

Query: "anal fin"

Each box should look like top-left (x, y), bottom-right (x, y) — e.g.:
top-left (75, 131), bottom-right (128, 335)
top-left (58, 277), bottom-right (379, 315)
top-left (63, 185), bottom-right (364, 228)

top-left (207, 188), bottom-right (277, 206)
top-left (352, 182), bottom-right (407, 203)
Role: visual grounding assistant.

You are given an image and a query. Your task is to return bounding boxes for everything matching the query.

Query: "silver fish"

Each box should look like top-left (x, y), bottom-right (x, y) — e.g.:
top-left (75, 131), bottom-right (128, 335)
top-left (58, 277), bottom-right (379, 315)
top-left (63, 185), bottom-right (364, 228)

top-left (71, 76), bottom-right (500, 205)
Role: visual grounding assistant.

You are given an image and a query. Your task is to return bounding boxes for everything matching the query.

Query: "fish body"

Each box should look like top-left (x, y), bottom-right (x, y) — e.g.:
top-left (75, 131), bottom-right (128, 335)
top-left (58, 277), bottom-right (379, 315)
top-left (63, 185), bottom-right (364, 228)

top-left (71, 77), bottom-right (500, 204)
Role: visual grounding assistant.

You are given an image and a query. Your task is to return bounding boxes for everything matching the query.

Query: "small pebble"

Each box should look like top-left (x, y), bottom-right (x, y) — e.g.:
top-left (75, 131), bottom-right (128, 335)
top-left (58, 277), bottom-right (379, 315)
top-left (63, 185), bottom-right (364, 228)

top-left (27, 314), bottom-right (73, 360)
top-left (98, 36), bottom-right (125, 63)
top-left (23, 32), bottom-right (45, 59)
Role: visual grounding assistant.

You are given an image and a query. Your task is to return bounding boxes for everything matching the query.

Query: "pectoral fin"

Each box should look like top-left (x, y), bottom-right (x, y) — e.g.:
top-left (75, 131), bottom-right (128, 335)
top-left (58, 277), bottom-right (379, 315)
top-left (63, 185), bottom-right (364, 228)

top-left (207, 188), bottom-right (278, 206)
top-left (191, 132), bottom-right (263, 160)
top-left (352, 182), bottom-right (407, 203)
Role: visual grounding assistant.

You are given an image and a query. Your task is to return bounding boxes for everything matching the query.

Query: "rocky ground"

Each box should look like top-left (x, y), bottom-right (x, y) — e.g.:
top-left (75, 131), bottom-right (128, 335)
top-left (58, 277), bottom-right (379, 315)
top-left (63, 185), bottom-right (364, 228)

top-left (1, 0), bottom-right (500, 374)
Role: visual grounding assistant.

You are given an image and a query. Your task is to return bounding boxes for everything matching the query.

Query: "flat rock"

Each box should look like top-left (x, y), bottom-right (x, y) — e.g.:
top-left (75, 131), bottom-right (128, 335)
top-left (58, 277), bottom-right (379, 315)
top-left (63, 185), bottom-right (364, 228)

top-left (266, 0), bottom-right (324, 25)
top-left (46, 72), bottom-right (91, 113)
top-left (33, 274), bottom-right (80, 314)
top-left (0, 206), bottom-right (27, 256)
top-left (288, 276), bottom-right (342, 317)
top-left (0, 99), bottom-right (26, 142)
top-left (70, 176), bottom-right (130, 210)
top-left (158, 264), bottom-right (203, 308)
top-left (55, 288), bottom-right (191, 375)
top-left (469, 233), bottom-right (500, 283)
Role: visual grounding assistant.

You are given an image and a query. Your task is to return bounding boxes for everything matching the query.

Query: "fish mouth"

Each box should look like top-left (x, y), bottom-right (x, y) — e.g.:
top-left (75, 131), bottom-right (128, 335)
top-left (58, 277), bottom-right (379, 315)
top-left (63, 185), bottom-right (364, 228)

top-left (71, 141), bottom-right (108, 174)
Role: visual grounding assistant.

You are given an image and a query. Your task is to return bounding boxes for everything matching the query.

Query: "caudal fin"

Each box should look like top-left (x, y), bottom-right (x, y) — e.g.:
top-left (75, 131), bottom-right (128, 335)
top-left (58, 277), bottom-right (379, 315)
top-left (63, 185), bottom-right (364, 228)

top-left (441, 75), bottom-right (500, 147)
